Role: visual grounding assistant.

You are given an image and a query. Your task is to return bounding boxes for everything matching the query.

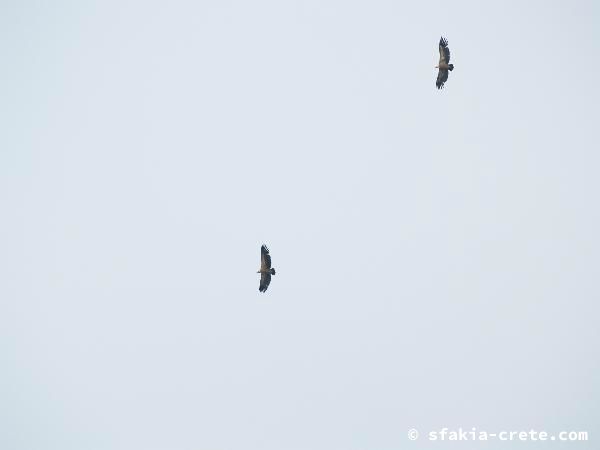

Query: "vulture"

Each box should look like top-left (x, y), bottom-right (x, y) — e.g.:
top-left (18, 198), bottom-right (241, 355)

top-left (436, 36), bottom-right (454, 89)
top-left (257, 244), bottom-right (276, 292)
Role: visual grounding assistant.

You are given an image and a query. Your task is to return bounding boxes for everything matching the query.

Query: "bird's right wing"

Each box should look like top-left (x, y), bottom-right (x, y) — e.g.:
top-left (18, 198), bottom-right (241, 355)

top-left (259, 272), bottom-right (271, 292)
top-left (436, 69), bottom-right (448, 89)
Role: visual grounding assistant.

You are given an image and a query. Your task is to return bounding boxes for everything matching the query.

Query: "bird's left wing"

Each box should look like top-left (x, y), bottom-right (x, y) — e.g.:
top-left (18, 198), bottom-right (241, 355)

top-left (439, 36), bottom-right (450, 64)
top-left (261, 245), bottom-right (272, 269)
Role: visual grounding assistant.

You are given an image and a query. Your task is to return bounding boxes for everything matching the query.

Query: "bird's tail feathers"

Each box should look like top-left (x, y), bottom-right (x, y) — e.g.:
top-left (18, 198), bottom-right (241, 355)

top-left (270, 268), bottom-right (276, 275)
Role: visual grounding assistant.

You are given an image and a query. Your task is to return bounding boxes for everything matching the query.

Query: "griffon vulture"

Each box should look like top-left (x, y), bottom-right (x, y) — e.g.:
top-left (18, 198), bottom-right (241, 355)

top-left (436, 36), bottom-right (454, 89)
top-left (257, 244), bottom-right (276, 292)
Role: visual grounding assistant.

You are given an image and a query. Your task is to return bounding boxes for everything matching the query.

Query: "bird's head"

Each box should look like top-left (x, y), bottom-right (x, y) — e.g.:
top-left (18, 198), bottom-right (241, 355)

top-left (448, 64), bottom-right (454, 71)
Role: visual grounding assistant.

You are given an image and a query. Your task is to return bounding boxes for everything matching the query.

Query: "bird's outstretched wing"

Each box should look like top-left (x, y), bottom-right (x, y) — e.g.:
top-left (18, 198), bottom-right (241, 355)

top-left (259, 272), bottom-right (271, 292)
top-left (261, 245), bottom-right (271, 270)
top-left (439, 36), bottom-right (450, 64)
top-left (436, 69), bottom-right (449, 89)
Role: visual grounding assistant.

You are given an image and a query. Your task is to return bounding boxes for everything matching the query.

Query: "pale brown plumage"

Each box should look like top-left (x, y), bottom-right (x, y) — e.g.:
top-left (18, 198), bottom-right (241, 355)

top-left (436, 36), bottom-right (454, 89)
top-left (258, 244), bottom-right (276, 292)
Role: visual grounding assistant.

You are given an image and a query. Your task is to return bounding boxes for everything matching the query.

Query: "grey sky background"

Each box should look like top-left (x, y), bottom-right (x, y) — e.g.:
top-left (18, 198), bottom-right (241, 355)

top-left (1, 1), bottom-right (599, 449)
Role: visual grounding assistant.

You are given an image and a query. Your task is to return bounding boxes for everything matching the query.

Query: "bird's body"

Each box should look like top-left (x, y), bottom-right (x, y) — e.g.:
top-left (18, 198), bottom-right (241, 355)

top-left (258, 244), bottom-right (276, 292)
top-left (436, 36), bottom-right (454, 89)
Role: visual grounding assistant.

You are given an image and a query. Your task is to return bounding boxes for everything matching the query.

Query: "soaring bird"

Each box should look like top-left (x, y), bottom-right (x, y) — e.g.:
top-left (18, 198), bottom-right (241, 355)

top-left (435, 36), bottom-right (454, 89)
top-left (257, 244), bottom-right (276, 292)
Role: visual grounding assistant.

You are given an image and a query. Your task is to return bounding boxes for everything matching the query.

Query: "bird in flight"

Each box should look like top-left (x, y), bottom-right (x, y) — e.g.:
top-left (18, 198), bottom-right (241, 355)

top-left (257, 244), bottom-right (276, 292)
top-left (435, 36), bottom-right (454, 89)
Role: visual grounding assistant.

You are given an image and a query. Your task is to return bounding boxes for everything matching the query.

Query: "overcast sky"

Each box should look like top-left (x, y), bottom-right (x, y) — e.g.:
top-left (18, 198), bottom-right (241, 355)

top-left (1, 1), bottom-right (599, 449)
